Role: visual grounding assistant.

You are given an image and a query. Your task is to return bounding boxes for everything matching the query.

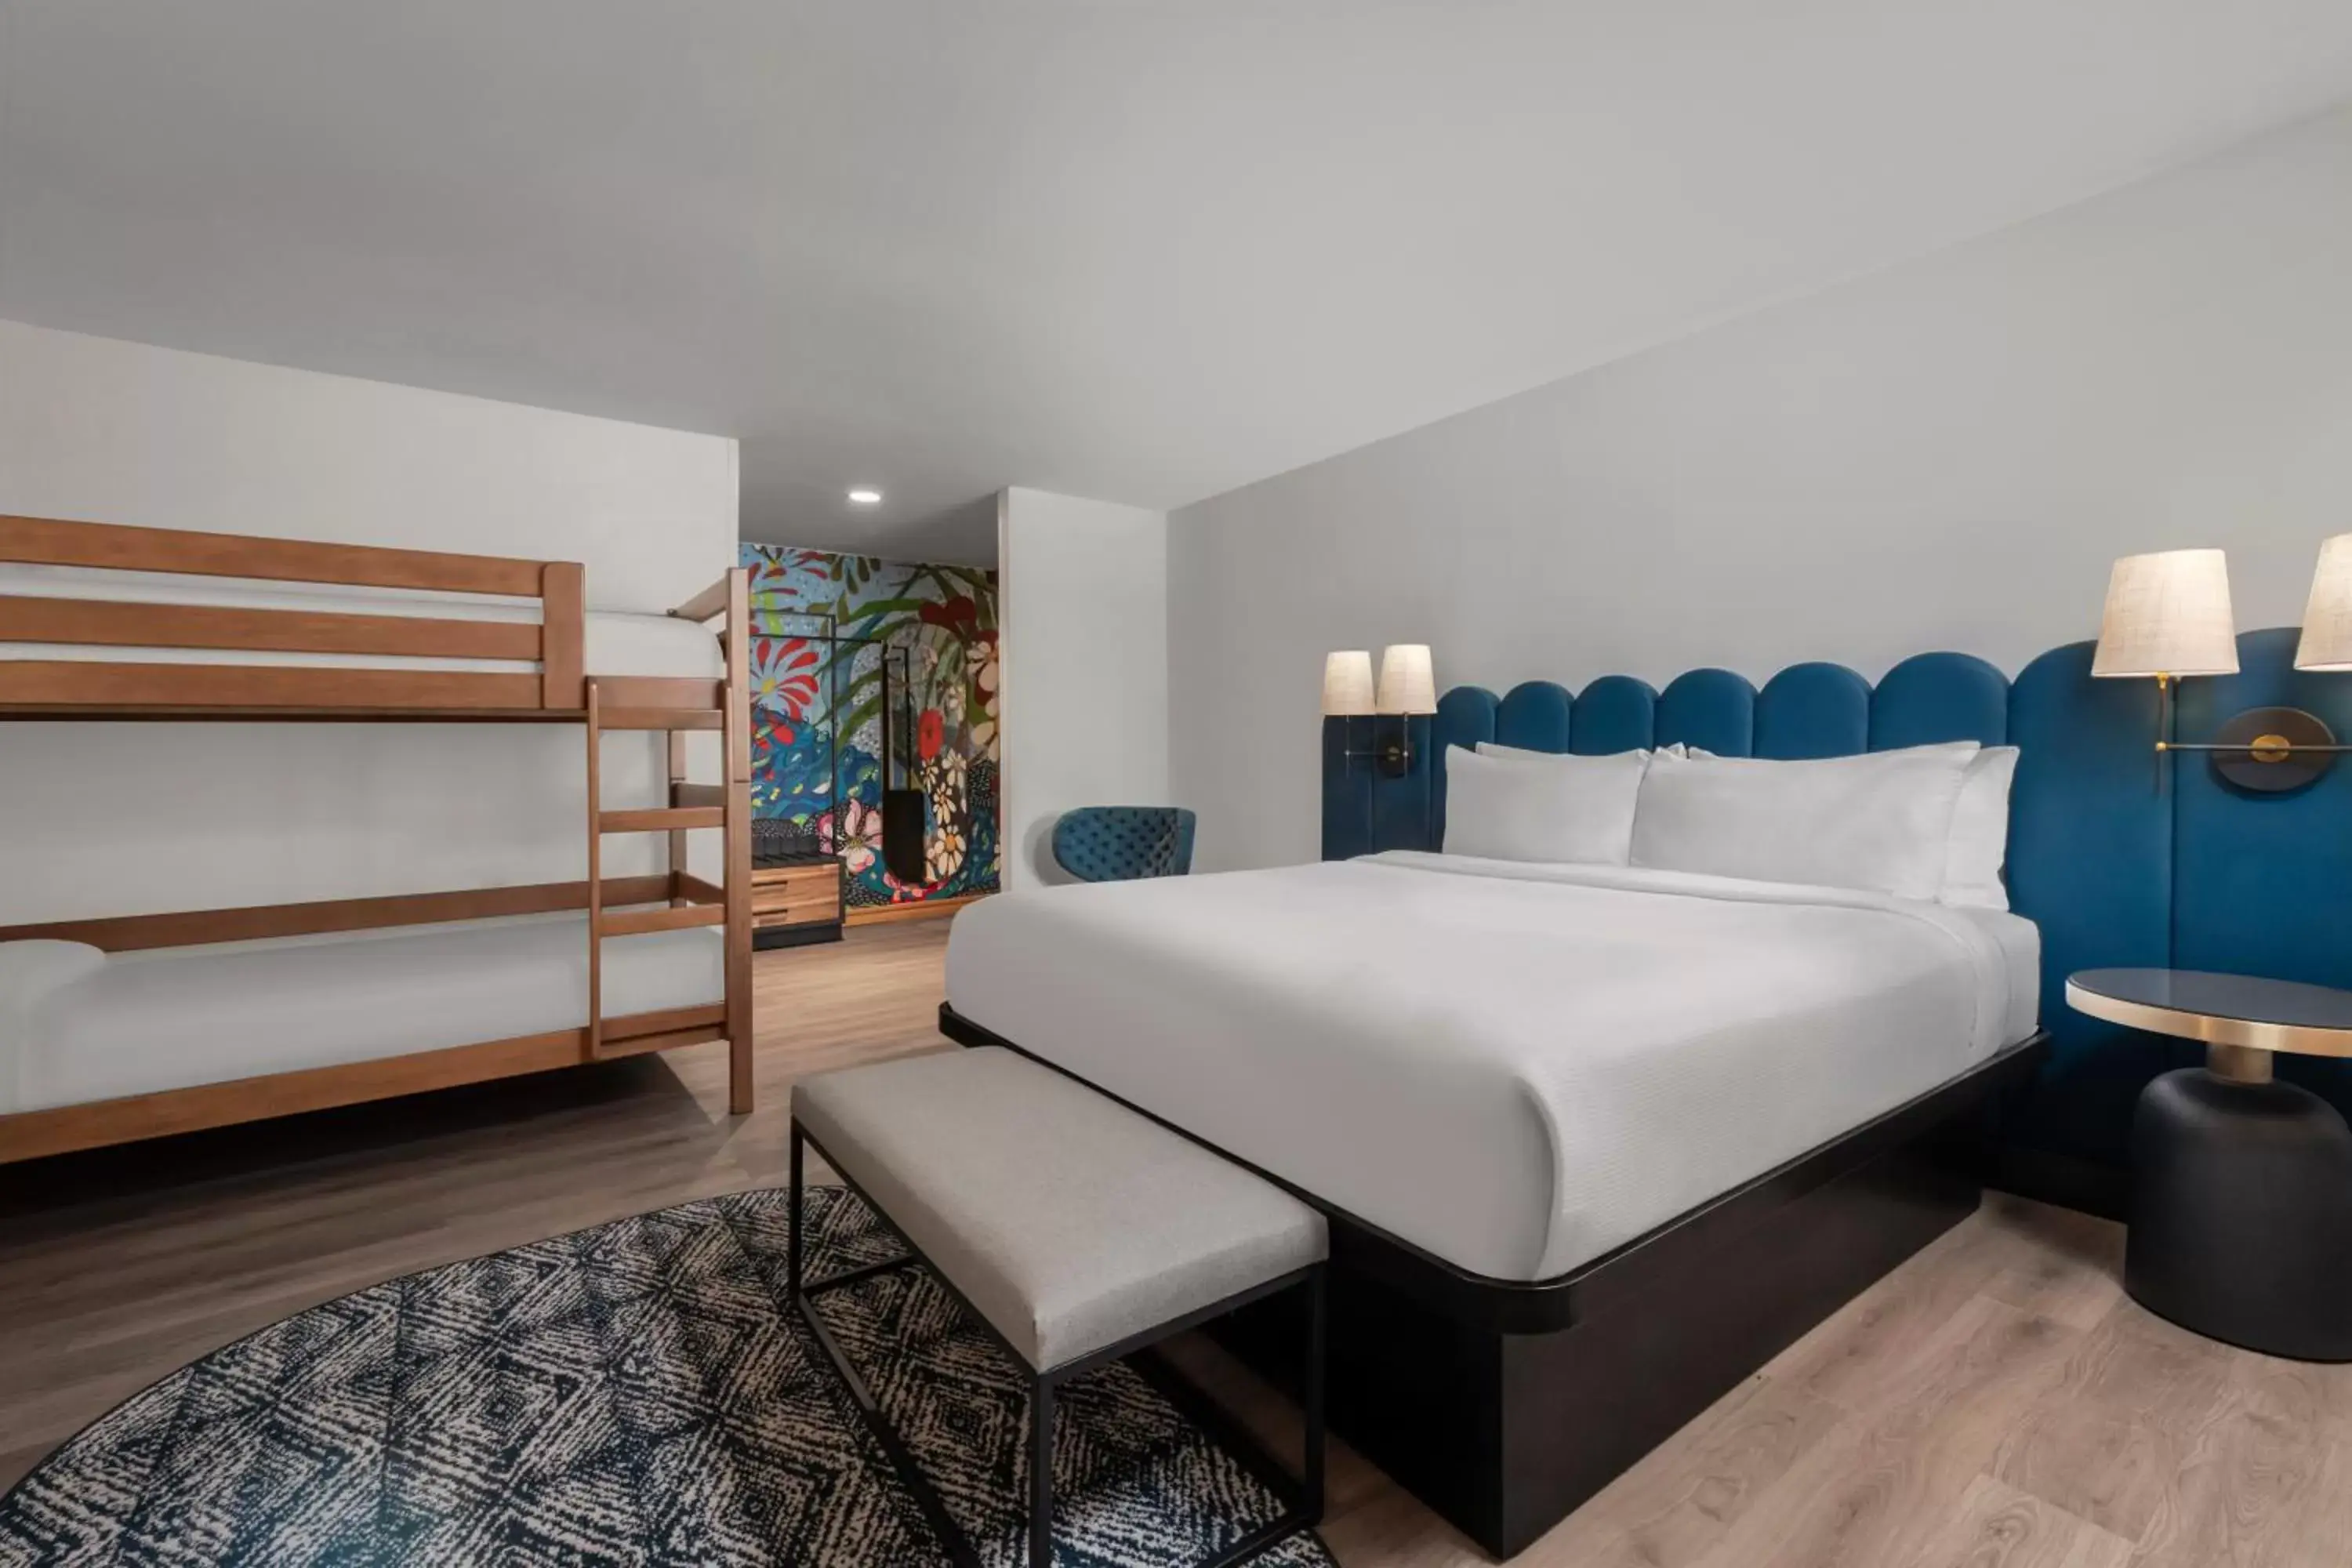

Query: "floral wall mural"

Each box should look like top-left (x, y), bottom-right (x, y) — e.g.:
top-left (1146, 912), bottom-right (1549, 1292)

top-left (742, 543), bottom-right (1000, 907)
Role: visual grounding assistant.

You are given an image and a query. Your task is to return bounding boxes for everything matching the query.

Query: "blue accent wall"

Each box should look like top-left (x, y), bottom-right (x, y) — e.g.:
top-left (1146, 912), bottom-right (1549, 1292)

top-left (1323, 630), bottom-right (2352, 1207)
top-left (2172, 629), bottom-right (2352, 1116)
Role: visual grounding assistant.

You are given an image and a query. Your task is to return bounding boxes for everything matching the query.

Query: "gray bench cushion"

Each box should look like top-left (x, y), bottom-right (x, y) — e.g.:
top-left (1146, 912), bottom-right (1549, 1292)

top-left (793, 1047), bottom-right (1327, 1370)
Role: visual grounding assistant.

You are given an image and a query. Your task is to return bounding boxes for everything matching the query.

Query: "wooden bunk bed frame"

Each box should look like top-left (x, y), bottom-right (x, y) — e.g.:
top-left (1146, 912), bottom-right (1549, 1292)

top-left (0, 514), bottom-right (756, 1163)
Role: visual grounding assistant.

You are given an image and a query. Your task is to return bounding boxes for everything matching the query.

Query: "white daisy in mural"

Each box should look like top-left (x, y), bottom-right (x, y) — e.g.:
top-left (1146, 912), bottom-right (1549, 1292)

top-left (926, 751), bottom-right (967, 826)
top-left (967, 635), bottom-right (999, 759)
top-left (927, 821), bottom-right (967, 883)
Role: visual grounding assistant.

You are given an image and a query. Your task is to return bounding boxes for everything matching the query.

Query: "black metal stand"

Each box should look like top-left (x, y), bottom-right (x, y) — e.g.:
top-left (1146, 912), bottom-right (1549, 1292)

top-left (789, 1123), bottom-right (1326, 1568)
top-left (2127, 1067), bottom-right (2352, 1362)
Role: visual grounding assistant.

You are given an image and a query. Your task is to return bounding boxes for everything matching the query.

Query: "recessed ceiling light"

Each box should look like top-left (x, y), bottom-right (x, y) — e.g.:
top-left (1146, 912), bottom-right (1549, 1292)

top-left (848, 488), bottom-right (882, 505)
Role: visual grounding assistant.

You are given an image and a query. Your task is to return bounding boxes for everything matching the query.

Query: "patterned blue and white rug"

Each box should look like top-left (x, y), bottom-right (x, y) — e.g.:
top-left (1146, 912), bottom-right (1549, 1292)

top-left (0, 1185), bottom-right (1334, 1566)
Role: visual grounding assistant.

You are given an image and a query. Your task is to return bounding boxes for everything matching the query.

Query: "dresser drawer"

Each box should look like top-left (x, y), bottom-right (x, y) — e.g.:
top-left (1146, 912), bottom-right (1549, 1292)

top-left (753, 862), bottom-right (839, 896)
top-left (750, 860), bottom-right (840, 928)
top-left (753, 886), bottom-right (840, 921)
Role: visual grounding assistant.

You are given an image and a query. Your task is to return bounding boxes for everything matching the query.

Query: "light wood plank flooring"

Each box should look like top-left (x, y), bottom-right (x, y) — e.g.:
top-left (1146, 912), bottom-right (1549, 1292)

top-left (5, 920), bottom-right (2350, 1566)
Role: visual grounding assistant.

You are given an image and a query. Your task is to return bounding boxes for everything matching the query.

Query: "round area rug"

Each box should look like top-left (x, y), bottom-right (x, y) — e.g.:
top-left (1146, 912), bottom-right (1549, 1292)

top-left (0, 1186), bottom-right (1334, 1567)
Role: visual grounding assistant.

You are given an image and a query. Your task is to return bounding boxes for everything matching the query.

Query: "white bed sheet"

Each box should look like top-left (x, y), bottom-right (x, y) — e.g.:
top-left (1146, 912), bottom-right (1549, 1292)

top-left (0, 564), bottom-right (721, 677)
top-left (945, 852), bottom-right (2039, 1283)
top-left (0, 915), bottom-right (723, 1113)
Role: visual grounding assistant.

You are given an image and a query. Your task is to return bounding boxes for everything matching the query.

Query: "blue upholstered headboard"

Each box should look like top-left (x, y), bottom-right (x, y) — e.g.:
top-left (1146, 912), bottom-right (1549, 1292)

top-left (1320, 629), bottom-right (2352, 1212)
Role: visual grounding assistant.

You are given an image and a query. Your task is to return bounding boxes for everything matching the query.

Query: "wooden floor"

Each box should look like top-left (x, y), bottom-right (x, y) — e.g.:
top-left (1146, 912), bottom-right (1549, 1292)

top-left (5, 922), bottom-right (2350, 1566)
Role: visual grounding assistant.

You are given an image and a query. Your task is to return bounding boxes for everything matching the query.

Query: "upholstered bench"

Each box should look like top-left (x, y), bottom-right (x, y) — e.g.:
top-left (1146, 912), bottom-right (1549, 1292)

top-left (789, 1046), bottom-right (1329, 1568)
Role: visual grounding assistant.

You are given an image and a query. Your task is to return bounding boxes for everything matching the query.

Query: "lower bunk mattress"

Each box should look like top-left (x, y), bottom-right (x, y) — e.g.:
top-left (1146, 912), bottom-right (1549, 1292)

top-left (0, 916), bottom-right (722, 1114)
top-left (946, 851), bottom-right (2041, 1284)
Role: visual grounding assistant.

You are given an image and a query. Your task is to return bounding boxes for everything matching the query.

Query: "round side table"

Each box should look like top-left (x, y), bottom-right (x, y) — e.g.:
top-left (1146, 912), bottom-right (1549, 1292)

top-left (2067, 968), bottom-right (2352, 1362)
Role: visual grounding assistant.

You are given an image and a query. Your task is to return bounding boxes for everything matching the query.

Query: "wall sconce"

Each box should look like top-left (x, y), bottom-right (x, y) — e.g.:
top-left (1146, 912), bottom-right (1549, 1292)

top-left (1372, 644), bottom-right (1436, 777)
top-left (2296, 533), bottom-right (2352, 672)
top-left (1323, 650), bottom-right (1374, 720)
top-left (1323, 648), bottom-right (1372, 768)
top-left (1324, 644), bottom-right (1436, 779)
top-left (2094, 543), bottom-right (2349, 792)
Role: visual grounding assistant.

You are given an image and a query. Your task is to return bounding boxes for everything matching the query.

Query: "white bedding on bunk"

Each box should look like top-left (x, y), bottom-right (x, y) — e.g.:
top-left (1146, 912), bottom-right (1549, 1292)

top-left (0, 916), bottom-right (724, 1113)
top-left (944, 852), bottom-right (2040, 1283)
top-left (0, 564), bottom-right (722, 676)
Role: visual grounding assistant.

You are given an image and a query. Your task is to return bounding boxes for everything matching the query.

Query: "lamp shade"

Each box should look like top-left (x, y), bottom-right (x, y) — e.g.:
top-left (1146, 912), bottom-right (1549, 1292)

top-left (1376, 644), bottom-right (1436, 714)
top-left (2091, 549), bottom-right (2239, 677)
top-left (1321, 650), bottom-right (1374, 715)
top-left (2296, 533), bottom-right (2352, 671)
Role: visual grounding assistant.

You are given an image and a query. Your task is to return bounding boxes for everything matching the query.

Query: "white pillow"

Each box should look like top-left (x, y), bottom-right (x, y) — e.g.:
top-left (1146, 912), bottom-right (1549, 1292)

top-left (1677, 742), bottom-right (2015, 907)
top-left (1476, 741), bottom-right (1685, 759)
top-left (1941, 746), bottom-right (2019, 910)
top-left (1444, 746), bottom-right (1649, 865)
top-left (1630, 743), bottom-right (1977, 900)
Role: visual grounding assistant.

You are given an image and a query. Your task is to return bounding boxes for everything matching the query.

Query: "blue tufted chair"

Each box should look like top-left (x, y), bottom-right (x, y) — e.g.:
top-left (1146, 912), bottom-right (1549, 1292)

top-left (1050, 807), bottom-right (1197, 882)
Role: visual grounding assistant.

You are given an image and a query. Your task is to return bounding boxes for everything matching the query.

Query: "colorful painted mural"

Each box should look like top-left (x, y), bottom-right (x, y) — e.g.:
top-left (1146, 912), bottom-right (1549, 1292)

top-left (742, 544), bottom-right (1000, 907)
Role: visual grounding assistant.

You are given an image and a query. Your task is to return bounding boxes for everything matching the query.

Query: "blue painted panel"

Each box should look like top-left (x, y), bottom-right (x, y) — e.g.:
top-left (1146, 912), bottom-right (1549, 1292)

top-left (2172, 630), bottom-right (2352, 1117)
top-left (1495, 681), bottom-right (1573, 753)
top-left (1429, 686), bottom-right (1499, 856)
top-left (1655, 669), bottom-right (1755, 757)
top-left (1571, 675), bottom-right (1657, 755)
top-left (1372, 716), bottom-right (1438, 852)
top-left (1871, 652), bottom-right (2009, 751)
top-left (1322, 716), bottom-right (1374, 862)
top-left (2005, 641), bottom-right (2176, 1167)
top-left (1754, 662), bottom-right (1871, 758)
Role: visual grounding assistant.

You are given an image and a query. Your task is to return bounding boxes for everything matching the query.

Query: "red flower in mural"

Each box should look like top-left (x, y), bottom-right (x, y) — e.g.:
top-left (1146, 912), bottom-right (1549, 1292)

top-left (757, 712), bottom-right (797, 750)
top-left (917, 707), bottom-right (945, 761)
top-left (919, 595), bottom-right (979, 639)
top-left (750, 637), bottom-right (821, 719)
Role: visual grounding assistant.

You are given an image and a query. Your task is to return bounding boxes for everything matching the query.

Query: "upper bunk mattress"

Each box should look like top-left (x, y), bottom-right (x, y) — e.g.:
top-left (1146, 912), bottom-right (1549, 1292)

top-left (944, 852), bottom-right (2039, 1283)
top-left (0, 916), bottom-right (723, 1114)
top-left (0, 564), bottom-right (722, 677)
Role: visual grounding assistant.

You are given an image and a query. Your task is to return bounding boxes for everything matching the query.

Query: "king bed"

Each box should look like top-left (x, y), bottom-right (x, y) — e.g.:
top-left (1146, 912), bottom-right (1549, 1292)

top-left (948, 854), bottom-right (2038, 1284)
top-left (940, 655), bottom-right (2059, 1559)
top-left (941, 855), bottom-right (2043, 1557)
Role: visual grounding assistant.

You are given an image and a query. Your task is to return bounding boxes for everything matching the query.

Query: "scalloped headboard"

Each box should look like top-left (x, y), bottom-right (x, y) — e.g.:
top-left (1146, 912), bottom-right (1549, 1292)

top-left (1319, 630), bottom-right (2352, 1211)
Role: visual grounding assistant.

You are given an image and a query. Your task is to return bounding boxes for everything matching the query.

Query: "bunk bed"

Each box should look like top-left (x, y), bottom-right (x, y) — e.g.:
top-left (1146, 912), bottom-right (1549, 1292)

top-left (0, 514), bottom-right (756, 1163)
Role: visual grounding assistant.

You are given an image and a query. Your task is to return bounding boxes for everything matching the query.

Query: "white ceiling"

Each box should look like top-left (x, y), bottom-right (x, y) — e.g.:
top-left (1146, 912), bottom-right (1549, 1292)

top-left (5, 2), bottom-right (2352, 564)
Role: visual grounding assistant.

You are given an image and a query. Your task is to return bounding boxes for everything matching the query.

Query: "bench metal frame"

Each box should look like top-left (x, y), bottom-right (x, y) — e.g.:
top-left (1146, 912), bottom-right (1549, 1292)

top-left (789, 1120), bottom-right (1327, 1568)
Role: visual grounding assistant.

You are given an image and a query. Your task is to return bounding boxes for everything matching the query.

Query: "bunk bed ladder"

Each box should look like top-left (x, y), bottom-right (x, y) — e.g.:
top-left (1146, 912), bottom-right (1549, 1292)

top-left (583, 568), bottom-right (755, 1112)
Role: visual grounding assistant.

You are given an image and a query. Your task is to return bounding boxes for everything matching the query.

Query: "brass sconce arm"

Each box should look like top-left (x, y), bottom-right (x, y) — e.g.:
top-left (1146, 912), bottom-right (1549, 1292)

top-left (2157, 739), bottom-right (2352, 758)
top-left (1338, 713), bottom-right (1419, 779)
top-left (2145, 681), bottom-right (2344, 793)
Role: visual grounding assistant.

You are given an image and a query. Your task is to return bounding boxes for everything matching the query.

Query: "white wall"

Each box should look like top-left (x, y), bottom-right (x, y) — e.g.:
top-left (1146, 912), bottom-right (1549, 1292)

top-left (1170, 103), bottom-right (2352, 873)
top-left (998, 487), bottom-right (1169, 886)
top-left (0, 321), bottom-right (739, 922)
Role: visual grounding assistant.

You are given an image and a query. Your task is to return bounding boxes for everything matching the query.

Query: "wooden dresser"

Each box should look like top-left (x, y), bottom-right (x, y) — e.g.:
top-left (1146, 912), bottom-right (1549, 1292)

top-left (750, 853), bottom-right (845, 949)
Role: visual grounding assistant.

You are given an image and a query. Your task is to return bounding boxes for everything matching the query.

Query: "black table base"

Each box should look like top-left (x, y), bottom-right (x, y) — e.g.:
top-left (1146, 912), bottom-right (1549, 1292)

top-left (2128, 1068), bottom-right (2352, 1363)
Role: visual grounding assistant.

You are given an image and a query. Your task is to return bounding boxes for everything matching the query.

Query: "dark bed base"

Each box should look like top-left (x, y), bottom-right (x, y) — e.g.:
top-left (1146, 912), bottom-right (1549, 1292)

top-left (938, 1003), bottom-right (2047, 1559)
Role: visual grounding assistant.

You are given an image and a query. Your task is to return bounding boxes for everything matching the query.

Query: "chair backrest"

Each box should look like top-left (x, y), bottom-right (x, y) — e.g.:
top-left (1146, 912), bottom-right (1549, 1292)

top-left (1051, 807), bottom-right (1197, 882)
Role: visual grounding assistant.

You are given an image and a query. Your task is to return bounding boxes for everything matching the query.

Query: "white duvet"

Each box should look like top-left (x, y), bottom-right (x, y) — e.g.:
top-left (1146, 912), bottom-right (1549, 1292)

top-left (945, 853), bottom-right (2038, 1283)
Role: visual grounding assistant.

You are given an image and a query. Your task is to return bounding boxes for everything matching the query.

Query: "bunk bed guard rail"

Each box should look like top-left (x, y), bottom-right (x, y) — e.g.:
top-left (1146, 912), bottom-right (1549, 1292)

top-left (0, 514), bottom-right (588, 714)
